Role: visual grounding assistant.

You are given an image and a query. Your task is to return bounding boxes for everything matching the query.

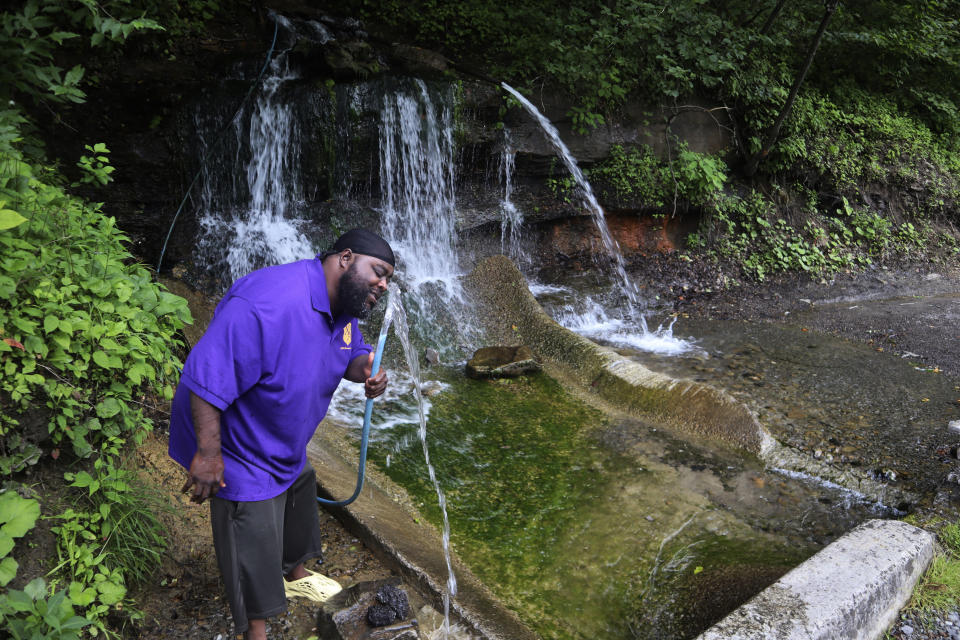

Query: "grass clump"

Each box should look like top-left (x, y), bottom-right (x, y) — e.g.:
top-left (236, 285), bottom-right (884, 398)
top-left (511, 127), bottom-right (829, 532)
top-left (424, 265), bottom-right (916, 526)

top-left (904, 520), bottom-right (960, 615)
top-left (910, 555), bottom-right (960, 613)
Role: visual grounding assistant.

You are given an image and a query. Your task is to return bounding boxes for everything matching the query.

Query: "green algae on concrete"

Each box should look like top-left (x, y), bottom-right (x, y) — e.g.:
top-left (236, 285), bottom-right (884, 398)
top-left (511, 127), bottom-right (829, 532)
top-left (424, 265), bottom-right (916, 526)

top-left (464, 256), bottom-right (765, 452)
top-left (363, 371), bottom-right (820, 640)
top-left (368, 373), bottom-right (608, 579)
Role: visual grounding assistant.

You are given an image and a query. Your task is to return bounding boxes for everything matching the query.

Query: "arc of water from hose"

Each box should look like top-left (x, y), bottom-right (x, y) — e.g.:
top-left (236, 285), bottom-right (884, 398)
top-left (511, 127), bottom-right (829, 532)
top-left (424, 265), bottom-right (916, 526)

top-left (317, 290), bottom-right (395, 507)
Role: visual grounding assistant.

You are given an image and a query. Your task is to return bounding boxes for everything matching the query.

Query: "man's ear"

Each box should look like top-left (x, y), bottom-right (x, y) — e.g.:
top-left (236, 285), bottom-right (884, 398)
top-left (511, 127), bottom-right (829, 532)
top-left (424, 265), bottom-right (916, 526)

top-left (338, 249), bottom-right (354, 270)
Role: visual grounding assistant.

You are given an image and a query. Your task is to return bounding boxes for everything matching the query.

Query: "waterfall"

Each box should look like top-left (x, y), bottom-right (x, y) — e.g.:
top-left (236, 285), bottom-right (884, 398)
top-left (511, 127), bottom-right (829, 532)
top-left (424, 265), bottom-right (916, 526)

top-left (192, 16), bottom-right (315, 285)
top-left (501, 83), bottom-right (695, 354)
top-left (379, 80), bottom-right (459, 289)
top-left (377, 79), bottom-right (479, 356)
top-left (501, 83), bottom-right (640, 307)
top-left (498, 129), bottom-right (524, 262)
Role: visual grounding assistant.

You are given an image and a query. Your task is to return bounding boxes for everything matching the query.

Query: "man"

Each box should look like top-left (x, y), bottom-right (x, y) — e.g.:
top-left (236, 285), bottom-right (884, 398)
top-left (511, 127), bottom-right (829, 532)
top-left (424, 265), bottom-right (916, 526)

top-left (168, 228), bottom-right (396, 640)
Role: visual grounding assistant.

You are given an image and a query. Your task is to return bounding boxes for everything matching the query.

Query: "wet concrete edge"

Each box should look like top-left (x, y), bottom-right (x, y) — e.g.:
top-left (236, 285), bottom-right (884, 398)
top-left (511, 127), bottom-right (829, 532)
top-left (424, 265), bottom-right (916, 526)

top-left (306, 428), bottom-right (540, 640)
top-left (694, 519), bottom-right (935, 640)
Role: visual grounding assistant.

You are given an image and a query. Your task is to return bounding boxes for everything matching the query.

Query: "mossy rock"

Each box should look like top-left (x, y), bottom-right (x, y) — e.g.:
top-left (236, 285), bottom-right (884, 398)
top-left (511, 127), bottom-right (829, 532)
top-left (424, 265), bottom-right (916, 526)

top-left (465, 345), bottom-right (541, 379)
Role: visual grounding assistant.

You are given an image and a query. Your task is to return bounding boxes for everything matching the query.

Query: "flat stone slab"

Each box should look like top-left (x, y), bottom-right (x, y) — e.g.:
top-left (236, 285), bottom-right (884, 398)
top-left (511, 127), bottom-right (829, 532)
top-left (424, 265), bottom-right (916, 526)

top-left (695, 519), bottom-right (935, 640)
top-left (465, 345), bottom-right (541, 379)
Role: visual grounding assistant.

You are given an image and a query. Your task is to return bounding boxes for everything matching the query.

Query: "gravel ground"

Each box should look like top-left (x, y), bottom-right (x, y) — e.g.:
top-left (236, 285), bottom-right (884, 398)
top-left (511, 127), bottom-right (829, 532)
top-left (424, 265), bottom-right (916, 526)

top-left (889, 609), bottom-right (960, 640)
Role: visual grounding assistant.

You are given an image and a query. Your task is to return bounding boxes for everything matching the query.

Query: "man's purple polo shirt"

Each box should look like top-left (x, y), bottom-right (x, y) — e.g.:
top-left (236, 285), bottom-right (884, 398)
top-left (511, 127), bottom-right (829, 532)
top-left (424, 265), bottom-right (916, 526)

top-left (168, 257), bottom-right (372, 501)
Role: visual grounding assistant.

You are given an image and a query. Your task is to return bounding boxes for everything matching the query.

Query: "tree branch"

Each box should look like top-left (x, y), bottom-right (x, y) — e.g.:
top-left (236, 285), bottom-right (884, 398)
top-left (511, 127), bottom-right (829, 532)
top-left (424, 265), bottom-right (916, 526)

top-left (744, 0), bottom-right (840, 177)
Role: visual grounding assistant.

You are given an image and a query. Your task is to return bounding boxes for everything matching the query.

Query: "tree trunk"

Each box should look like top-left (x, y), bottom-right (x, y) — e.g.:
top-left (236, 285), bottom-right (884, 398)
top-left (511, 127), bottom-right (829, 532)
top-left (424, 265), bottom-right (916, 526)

top-left (759, 0), bottom-right (790, 35)
top-left (744, 0), bottom-right (839, 177)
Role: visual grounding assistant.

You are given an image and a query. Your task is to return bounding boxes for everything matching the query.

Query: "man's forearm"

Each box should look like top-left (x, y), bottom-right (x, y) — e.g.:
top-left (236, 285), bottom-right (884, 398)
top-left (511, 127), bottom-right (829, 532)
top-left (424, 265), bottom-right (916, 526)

top-left (190, 392), bottom-right (222, 456)
top-left (345, 353), bottom-right (370, 383)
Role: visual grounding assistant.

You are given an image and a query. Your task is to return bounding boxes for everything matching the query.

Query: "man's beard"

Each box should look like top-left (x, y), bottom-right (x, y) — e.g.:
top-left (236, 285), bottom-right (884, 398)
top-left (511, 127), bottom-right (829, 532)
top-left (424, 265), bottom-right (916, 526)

top-left (337, 262), bottom-right (376, 319)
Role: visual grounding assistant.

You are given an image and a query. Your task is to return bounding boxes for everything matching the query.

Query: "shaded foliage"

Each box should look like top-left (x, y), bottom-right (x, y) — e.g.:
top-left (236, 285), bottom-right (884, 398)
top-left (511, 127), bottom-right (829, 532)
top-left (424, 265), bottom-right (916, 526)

top-left (347, 0), bottom-right (960, 165)
top-left (0, 1), bottom-right (198, 636)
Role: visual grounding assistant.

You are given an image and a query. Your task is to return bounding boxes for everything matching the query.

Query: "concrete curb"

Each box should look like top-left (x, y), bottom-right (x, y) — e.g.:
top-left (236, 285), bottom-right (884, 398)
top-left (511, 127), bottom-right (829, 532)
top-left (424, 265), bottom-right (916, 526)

top-left (695, 519), bottom-right (936, 640)
top-left (465, 256), bottom-right (765, 453)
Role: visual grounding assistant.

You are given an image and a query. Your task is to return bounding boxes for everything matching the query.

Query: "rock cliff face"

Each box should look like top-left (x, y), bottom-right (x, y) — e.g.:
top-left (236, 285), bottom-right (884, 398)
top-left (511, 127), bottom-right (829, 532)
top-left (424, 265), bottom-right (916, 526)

top-left (44, 4), bottom-right (730, 280)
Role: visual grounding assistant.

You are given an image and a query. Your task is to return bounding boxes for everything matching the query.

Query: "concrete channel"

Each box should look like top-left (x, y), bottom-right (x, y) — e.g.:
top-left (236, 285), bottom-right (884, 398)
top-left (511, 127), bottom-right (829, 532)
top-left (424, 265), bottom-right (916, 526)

top-left (307, 255), bottom-right (937, 639)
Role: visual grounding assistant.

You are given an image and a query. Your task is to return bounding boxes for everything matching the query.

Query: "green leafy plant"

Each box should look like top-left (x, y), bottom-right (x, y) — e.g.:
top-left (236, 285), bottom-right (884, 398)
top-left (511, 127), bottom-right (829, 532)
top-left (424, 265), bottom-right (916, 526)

top-left (75, 143), bottom-right (114, 186)
top-left (0, 199), bottom-right (28, 230)
top-left (771, 90), bottom-right (960, 216)
top-left (0, 490), bottom-right (40, 587)
top-left (57, 456), bottom-right (167, 588)
top-left (896, 222), bottom-right (926, 251)
top-left (699, 190), bottom-right (867, 281)
top-left (0, 140), bottom-right (188, 631)
top-left (586, 142), bottom-right (727, 214)
top-left (591, 144), bottom-right (669, 207)
top-left (0, 2), bottom-right (205, 638)
top-left (0, 0), bottom-right (162, 110)
top-left (0, 142), bottom-right (192, 467)
top-left (0, 493), bottom-right (87, 640)
top-left (0, 578), bottom-right (91, 640)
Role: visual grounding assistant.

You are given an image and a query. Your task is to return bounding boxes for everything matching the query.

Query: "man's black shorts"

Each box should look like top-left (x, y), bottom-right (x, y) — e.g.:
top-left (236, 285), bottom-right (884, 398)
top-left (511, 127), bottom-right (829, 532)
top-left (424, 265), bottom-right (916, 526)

top-left (209, 462), bottom-right (324, 633)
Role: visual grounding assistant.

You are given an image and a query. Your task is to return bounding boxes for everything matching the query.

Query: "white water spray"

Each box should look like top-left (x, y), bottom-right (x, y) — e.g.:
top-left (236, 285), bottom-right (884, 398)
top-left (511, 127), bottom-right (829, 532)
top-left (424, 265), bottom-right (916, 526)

top-left (379, 80), bottom-right (460, 290)
top-left (498, 129), bottom-right (524, 261)
top-left (194, 39), bottom-right (313, 283)
top-left (377, 79), bottom-right (482, 354)
top-left (386, 291), bottom-right (458, 638)
top-left (501, 83), bottom-right (639, 306)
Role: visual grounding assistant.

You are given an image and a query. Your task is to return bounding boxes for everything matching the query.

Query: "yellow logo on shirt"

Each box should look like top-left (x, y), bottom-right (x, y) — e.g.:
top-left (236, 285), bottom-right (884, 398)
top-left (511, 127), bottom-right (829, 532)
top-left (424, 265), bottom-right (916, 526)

top-left (342, 323), bottom-right (352, 349)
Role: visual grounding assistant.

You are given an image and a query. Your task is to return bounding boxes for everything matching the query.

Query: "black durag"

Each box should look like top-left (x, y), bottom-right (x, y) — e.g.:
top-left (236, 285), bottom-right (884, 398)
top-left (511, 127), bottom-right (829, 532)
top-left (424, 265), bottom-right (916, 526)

top-left (321, 228), bottom-right (396, 266)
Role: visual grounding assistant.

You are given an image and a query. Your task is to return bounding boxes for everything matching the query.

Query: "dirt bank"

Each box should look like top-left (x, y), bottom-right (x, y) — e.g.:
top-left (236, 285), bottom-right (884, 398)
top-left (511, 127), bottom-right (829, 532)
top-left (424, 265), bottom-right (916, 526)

top-left (131, 434), bottom-right (395, 639)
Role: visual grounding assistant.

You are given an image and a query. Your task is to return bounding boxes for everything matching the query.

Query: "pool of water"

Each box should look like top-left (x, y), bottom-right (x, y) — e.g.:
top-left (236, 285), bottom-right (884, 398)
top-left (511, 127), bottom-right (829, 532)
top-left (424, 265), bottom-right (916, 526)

top-left (620, 315), bottom-right (960, 506)
top-left (334, 363), bottom-right (896, 639)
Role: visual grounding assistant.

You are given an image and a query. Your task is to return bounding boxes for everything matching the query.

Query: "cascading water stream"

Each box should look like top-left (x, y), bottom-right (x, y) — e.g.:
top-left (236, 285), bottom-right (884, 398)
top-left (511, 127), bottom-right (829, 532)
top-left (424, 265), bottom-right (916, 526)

top-left (379, 81), bottom-right (459, 288)
top-left (498, 129), bottom-right (524, 262)
top-left (377, 79), bottom-right (481, 356)
top-left (501, 83), bottom-right (695, 354)
top-left (501, 83), bottom-right (639, 306)
top-left (193, 17), bottom-right (314, 284)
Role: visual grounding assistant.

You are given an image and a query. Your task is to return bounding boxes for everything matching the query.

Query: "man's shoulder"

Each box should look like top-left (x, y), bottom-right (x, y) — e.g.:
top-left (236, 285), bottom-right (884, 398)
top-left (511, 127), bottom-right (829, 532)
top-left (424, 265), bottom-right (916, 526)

top-left (228, 259), bottom-right (313, 305)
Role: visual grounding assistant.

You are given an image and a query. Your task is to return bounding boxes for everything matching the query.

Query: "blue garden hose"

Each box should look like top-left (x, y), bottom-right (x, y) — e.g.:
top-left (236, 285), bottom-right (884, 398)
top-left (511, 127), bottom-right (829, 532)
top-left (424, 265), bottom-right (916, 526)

top-left (316, 330), bottom-right (388, 506)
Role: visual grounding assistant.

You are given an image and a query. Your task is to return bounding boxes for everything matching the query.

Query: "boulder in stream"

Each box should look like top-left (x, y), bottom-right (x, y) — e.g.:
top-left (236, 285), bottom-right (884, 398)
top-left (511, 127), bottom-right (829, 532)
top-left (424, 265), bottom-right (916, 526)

top-left (465, 345), bottom-right (541, 379)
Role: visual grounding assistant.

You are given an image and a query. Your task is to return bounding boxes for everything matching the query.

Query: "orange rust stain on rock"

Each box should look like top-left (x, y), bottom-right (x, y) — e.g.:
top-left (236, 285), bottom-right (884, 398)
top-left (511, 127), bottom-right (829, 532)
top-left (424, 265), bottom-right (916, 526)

top-left (548, 214), bottom-right (680, 258)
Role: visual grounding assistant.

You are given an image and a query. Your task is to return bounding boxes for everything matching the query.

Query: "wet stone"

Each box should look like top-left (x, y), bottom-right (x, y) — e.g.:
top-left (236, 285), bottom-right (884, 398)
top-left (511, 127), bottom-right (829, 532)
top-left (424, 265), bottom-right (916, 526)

top-left (367, 604), bottom-right (397, 627)
top-left (465, 345), bottom-right (541, 379)
top-left (317, 578), bottom-right (423, 640)
top-left (376, 584), bottom-right (410, 620)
